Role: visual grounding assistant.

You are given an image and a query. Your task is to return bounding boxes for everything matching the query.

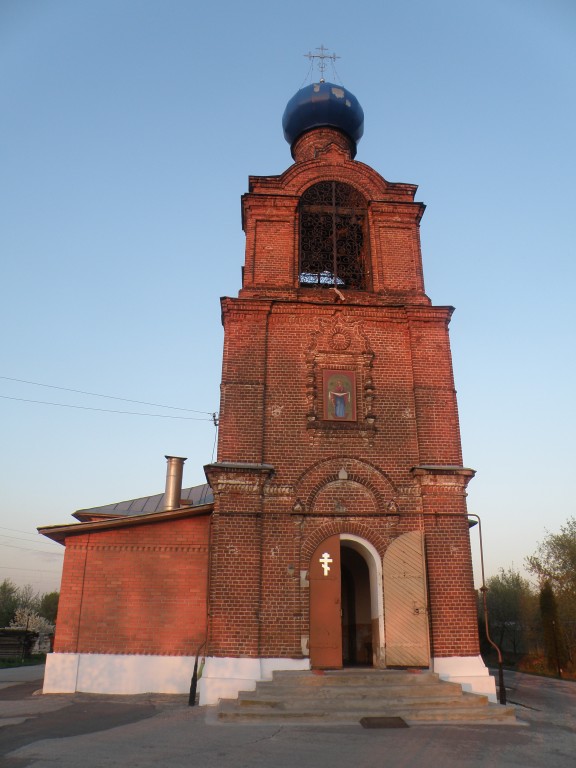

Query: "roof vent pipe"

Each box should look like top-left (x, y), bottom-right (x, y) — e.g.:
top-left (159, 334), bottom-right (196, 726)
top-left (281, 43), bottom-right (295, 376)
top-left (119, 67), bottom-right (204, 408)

top-left (164, 455), bottom-right (186, 511)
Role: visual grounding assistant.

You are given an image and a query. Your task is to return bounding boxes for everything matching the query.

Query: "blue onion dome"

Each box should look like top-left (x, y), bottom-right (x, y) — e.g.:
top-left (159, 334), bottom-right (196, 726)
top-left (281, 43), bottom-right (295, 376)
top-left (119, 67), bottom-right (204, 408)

top-left (282, 81), bottom-right (364, 150)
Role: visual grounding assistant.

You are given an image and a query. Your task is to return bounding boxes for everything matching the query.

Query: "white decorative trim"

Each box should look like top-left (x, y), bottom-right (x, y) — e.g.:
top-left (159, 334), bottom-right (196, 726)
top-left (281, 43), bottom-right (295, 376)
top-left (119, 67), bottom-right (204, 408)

top-left (43, 653), bottom-right (196, 695)
top-left (432, 655), bottom-right (497, 702)
top-left (198, 656), bottom-right (310, 706)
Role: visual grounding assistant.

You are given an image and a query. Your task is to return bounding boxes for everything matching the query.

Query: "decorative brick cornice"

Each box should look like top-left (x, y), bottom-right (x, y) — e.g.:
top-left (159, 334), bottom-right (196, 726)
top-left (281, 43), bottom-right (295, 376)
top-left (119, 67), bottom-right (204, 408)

top-left (410, 465), bottom-right (476, 490)
top-left (204, 462), bottom-right (275, 497)
top-left (263, 483), bottom-right (295, 497)
top-left (66, 543), bottom-right (208, 554)
top-left (246, 153), bottom-right (417, 203)
top-left (38, 504), bottom-right (212, 544)
top-left (406, 306), bottom-right (455, 324)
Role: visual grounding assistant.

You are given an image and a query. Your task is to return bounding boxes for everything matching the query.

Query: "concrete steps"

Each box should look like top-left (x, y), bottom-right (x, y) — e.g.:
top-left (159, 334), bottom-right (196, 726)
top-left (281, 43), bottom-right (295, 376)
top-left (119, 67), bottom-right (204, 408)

top-left (215, 669), bottom-right (516, 725)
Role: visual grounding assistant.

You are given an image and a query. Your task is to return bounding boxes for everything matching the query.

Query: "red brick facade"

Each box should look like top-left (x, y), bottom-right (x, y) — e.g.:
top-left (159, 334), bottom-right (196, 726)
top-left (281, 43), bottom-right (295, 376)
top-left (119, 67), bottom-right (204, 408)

top-left (206, 125), bottom-right (480, 663)
top-left (53, 514), bottom-right (210, 655)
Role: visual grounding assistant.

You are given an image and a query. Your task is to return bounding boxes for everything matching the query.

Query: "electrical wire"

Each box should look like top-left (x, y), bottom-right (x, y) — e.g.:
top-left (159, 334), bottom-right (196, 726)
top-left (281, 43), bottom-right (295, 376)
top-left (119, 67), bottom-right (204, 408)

top-left (0, 533), bottom-right (62, 545)
top-left (198, 423), bottom-right (219, 506)
top-left (0, 395), bottom-right (214, 420)
top-left (299, 58), bottom-right (314, 88)
top-left (0, 376), bottom-right (214, 415)
top-left (0, 542), bottom-right (64, 555)
top-left (0, 565), bottom-right (61, 574)
top-left (330, 58), bottom-right (343, 85)
top-left (0, 525), bottom-right (44, 536)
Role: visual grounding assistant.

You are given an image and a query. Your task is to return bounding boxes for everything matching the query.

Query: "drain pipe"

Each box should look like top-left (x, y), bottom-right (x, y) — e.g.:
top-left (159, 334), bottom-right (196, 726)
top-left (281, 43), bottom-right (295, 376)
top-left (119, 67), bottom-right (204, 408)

top-left (189, 513), bottom-right (214, 706)
top-left (468, 513), bottom-right (507, 705)
top-left (189, 639), bottom-right (207, 706)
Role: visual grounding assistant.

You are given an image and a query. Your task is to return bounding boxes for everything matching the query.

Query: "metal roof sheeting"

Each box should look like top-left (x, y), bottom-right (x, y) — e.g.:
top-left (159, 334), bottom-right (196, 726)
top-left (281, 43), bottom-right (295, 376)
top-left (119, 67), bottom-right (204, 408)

top-left (73, 483), bottom-right (213, 519)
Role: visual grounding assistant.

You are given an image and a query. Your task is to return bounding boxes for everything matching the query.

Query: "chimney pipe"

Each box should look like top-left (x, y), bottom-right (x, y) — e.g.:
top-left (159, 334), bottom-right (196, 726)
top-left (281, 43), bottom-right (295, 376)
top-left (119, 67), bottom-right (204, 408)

top-left (164, 455), bottom-right (186, 511)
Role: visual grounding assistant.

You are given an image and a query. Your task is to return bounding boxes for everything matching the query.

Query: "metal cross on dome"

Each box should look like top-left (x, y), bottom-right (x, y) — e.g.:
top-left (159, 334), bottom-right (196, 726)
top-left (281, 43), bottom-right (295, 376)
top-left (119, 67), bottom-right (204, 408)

top-left (304, 45), bottom-right (340, 83)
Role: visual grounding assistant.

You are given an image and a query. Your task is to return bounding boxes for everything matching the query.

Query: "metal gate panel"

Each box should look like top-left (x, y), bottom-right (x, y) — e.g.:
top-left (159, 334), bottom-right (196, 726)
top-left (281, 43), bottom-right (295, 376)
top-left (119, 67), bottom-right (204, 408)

top-left (383, 530), bottom-right (430, 666)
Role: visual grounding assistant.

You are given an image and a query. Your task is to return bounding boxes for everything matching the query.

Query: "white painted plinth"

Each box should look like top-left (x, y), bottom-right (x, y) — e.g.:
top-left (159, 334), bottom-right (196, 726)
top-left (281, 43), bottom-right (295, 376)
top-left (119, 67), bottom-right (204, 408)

top-left (198, 656), bottom-right (310, 706)
top-left (432, 655), bottom-right (497, 702)
top-left (43, 653), bottom-right (493, 705)
top-left (43, 652), bottom-right (196, 695)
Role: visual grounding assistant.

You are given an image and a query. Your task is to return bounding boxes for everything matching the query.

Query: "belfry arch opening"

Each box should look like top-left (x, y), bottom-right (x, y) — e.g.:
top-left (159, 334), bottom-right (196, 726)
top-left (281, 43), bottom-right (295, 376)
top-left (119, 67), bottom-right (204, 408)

top-left (298, 181), bottom-right (369, 289)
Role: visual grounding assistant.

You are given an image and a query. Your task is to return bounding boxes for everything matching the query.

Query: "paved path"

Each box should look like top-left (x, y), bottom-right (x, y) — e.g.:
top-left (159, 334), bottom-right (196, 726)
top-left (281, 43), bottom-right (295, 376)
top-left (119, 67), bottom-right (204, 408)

top-left (0, 668), bottom-right (574, 768)
top-left (0, 665), bottom-right (45, 687)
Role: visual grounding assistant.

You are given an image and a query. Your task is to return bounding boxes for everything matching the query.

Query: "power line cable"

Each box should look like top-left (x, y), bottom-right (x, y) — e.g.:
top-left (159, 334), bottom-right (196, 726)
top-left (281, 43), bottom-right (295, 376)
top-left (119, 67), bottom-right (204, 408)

top-left (0, 542), bottom-right (64, 555)
top-left (0, 395), bottom-right (214, 420)
top-left (0, 525), bottom-right (44, 536)
top-left (211, 424), bottom-right (218, 463)
top-left (0, 565), bottom-right (62, 574)
top-left (199, 423), bottom-right (219, 506)
top-left (0, 533), bottom-right (62, 546)
top-left (0, 376), bottom-right (213, 415)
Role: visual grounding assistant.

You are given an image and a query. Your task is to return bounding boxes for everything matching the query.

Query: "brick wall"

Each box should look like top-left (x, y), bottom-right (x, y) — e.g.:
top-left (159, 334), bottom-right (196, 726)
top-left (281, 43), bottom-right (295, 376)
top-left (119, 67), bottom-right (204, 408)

top-left (208, 125), bottom-right (480, 662)
top-left (54, 515), bottom-right (210, 656)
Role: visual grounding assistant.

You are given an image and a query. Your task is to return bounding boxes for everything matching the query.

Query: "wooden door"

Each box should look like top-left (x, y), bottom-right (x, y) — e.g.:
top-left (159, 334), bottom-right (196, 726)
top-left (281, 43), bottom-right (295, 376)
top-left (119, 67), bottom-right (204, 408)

top-left (309, 535), bottom-right (342, 668)
top-left (383, 530), bottom-right (430, 666)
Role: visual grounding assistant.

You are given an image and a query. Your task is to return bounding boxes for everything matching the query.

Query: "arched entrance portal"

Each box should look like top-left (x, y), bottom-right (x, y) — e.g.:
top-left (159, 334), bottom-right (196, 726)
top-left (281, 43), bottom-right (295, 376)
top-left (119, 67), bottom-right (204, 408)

top-left (309, 534), bottom-right (384, 669)
top-left (309, 531), bottom-right (430, 669)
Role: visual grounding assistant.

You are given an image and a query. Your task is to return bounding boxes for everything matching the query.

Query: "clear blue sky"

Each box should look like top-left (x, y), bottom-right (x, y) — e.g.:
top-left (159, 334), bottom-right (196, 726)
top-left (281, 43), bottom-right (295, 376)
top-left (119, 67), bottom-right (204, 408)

top-left (1, 0), bottom-right (575, 594)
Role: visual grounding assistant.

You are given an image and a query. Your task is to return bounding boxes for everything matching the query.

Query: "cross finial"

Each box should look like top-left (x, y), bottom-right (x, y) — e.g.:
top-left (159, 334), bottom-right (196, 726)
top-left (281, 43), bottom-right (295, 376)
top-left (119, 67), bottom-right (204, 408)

top-left (304, 45), bottom-right (340, 83)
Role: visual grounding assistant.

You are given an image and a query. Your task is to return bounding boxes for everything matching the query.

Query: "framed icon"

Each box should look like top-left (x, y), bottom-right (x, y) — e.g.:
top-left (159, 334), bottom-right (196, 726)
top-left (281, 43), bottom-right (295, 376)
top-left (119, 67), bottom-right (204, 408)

top-left (322, 370), bottom-right (356, 422)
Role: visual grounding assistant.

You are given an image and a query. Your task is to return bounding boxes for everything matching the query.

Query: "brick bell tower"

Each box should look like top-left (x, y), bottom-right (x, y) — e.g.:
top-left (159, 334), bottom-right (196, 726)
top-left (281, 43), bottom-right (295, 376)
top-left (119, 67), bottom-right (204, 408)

top-left (200, 80), bottom-right (496, 705)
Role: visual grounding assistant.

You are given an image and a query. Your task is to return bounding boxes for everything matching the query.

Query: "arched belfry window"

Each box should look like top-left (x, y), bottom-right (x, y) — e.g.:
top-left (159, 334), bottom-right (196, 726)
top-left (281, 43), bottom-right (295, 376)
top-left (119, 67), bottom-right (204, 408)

top-left (299, 181), bottom-right (368, 289)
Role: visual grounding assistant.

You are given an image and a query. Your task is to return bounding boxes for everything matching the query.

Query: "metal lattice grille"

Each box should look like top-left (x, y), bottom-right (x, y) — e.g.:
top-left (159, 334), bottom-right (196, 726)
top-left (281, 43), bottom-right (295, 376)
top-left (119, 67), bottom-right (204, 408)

top-left (299, 181), bottom-right (368, 289)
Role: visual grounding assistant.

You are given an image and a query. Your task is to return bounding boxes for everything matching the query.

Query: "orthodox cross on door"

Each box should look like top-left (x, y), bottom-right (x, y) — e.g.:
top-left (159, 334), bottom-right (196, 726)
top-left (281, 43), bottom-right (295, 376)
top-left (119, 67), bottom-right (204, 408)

top-left (319, 552), bottom-right (333, 576)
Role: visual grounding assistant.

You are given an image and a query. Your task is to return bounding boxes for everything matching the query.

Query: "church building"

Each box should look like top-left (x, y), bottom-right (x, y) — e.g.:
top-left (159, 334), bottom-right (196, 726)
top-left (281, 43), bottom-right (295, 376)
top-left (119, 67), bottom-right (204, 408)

top-left (40, 78), bottom-right (496, 705)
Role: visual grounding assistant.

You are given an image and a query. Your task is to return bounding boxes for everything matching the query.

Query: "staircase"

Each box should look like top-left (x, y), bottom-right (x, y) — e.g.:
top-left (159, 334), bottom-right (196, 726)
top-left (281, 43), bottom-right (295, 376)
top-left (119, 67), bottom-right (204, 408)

top-left (216, 669), bottom-right (516, 725)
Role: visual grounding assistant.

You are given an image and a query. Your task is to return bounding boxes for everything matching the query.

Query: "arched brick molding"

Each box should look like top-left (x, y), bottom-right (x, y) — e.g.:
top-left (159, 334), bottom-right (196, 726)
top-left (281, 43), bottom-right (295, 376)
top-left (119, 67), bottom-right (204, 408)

top-left (311, 479), bottom-right (378, 516)
top-left (295, 456), bottom-right (398, 514)
top-left (301, 519), bottom-right (387, 563)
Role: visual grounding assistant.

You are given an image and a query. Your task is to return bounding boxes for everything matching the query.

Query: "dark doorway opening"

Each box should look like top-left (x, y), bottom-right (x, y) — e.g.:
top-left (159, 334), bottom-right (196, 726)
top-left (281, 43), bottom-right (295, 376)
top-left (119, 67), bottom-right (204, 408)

top-left (341, 545), bottom-right (372, 666)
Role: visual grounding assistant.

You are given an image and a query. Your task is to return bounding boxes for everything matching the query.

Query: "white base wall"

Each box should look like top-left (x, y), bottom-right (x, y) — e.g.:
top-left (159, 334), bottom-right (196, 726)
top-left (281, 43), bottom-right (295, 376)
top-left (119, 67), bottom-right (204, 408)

top-left (43, 652), bottom-right (496, 704)
top-left (43, 653), bottom-right (196, 695)
top-left (43, 653), bottom-right (310, 703)
top-left (432, 655), bottom-right (497, 702)
top-left (198, 656), bottom-right (310, 706)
